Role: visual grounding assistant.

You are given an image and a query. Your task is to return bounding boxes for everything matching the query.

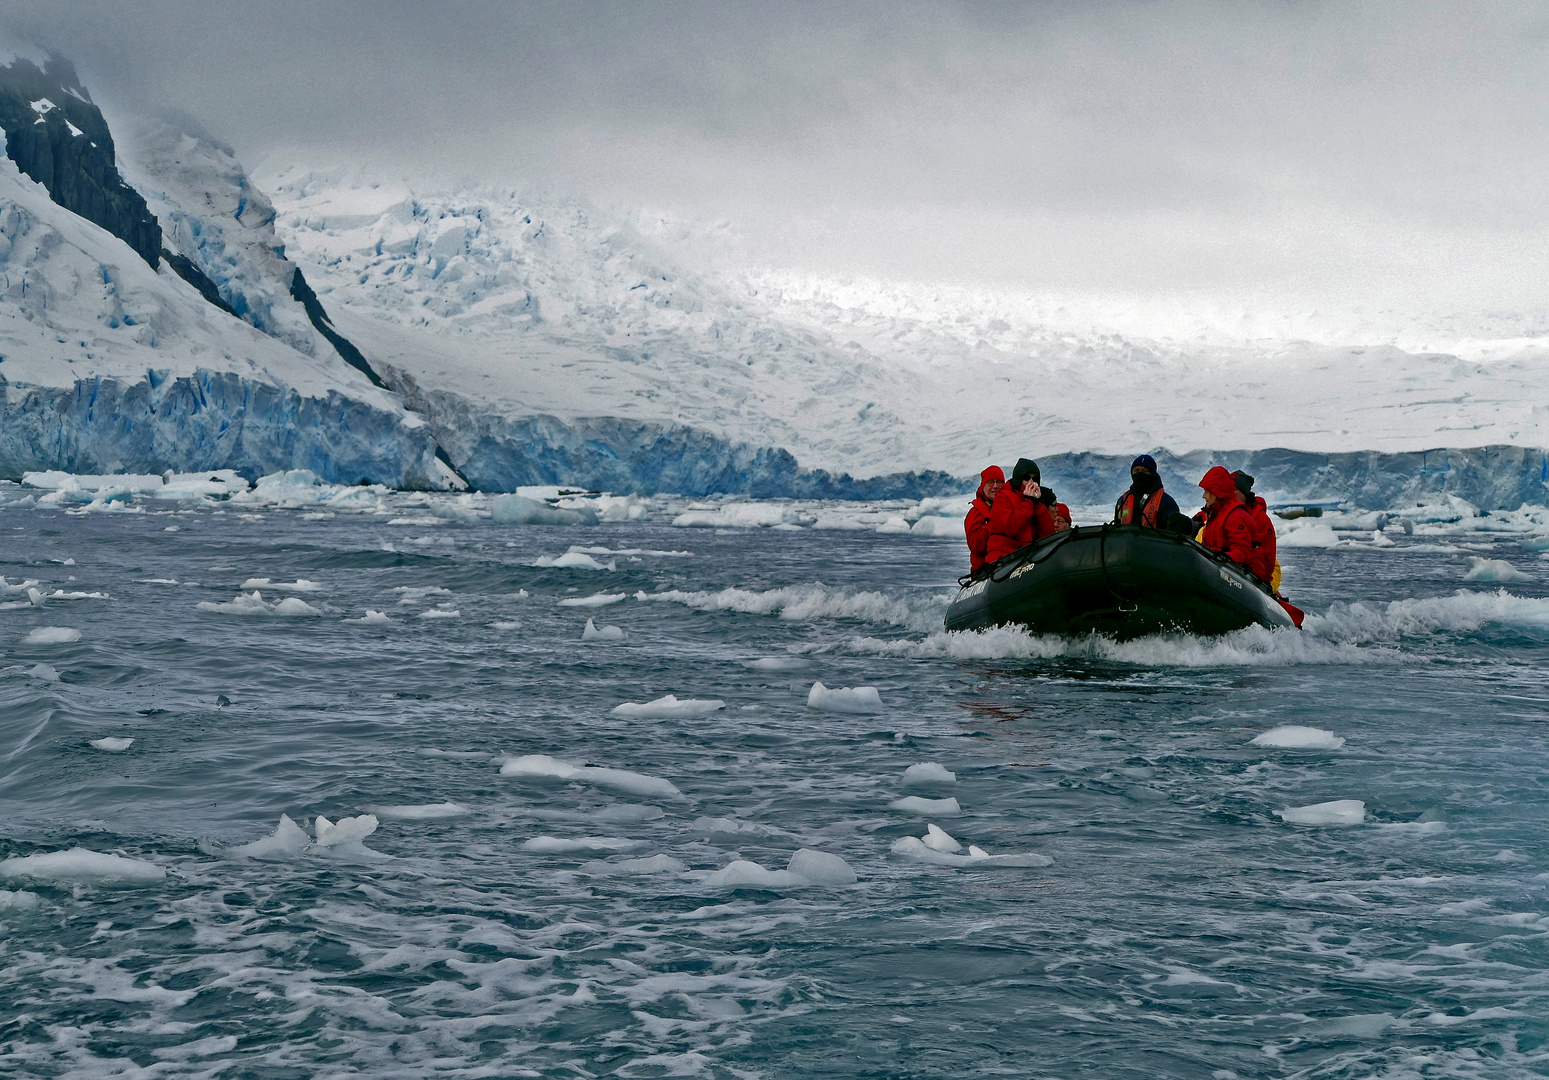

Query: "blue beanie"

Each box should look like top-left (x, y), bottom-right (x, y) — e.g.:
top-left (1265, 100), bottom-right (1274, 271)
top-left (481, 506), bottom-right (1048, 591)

top-left (1131, 454), bottom-right (1158, 473)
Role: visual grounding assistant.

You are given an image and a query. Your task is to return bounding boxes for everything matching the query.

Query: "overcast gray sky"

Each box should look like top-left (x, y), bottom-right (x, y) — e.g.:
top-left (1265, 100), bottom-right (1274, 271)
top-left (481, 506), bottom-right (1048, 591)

top-left (9, 1), bottom-right (1549, 313)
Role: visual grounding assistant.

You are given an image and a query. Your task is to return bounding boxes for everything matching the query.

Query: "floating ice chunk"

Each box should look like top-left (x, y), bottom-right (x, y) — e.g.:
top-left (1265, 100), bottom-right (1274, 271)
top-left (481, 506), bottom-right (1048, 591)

top-left (807, 682), bottom-right (884, 714)
top-left (240, 578), bottom-right (321, 592)
top-left (314, 814), bottom-right (380, 853)
top-left (1464, 557), bottom-right (1527, 582)
top-left (787, 848), bottom-right (858, 885)
top-left (1378, 820), bottom-right (1447, 835)
top-left (691, 816), bottom-right (791, 841)
top-left (580, 854), bottom-right (686, 875)
top-left (888, 795), bottom-right (961, 815)
top-left (28, 663), bottom-right (59, 682)
top-left (921, 823), bottom-right (962, 852)
top-left (491, 621), bottom-right (521, 630)
top-left (582, 618), bottom-right (625, 640)
top-left (0, 847), bottom-right (164, 884)
top-left (534, 551), bottom-right (615, 571)
top-left (1250, 726), bottom-right (1346, 749)
top-left (235, 814), bottom-right (312, 859)
top-left (590, 804), bottom-right (665, 824)
top-left (89, 737), bottom-right (134, 752)
top-left (743, 656), bottom-right (805, 671)
top-left (350, 610), bottom-right (392, 623)
top-left (22, 627), bottom-right (79, 644)
top-left (1280, 522), bottom-right (1342, 548)
top-left (417, 607), bottom-right (460, 619)
top-left (611, 694), bottom-right (725, 718)
top-left (909, 516), bottom-right (966, 538)
top-left (196, 592), bottom-right (268, 615)
top-left (368, 803), bottom-right (470, 821)
top-left (0, 888), bottom-right (40, 910)
top-left (1369, 530), bottom-right (1395, 547)
top-left (557, 592), bottom-right (626, 608)
top-left (876, 516), bottom-right (912, 534)
top-left (27, 587), bottom-right (44, 608)
top-left (491, 494), bottom-right (596, 526)
top-left (903, 762), bottom-right (956, 785)
top-left (1278, 799), bottom-right (1366, 825)
top-left (498, 754), bottom-right (683, 798)
top-left (393, 586), bottom-right (452, 602)
top-left (274, 597), bottom-right (323, 616)
top-left (890, 830), bottom-right (1052, 868)
top-left (522, 836), bottom-right (645, 853)
top-left (700, 849), bottom-right (857, 889)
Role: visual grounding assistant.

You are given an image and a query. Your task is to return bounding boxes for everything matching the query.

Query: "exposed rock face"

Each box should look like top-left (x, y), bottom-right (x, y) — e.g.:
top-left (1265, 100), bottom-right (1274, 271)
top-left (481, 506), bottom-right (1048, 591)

top-left (0, 56), bottom-right (161, 266)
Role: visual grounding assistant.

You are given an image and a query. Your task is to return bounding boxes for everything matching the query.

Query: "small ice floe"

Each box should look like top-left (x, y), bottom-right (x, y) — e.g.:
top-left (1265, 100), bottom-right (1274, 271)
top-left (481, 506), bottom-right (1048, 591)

top-left (698, 848), bottom-right (858, 890)
top-left (240, 578), bottom-right (321, 592)
top-left (499, 753), bottom-right (683, 798)
top-left (234, 814), bottom-right (312, 859)
top-left (557, 592), bottom-right (626, 607)
top-left (534, 552), bottom-right (615, 571)
top-left (89, 737), bottom-right (134, 752)
top-left (27, 587), bottom-right (43, 608)
top-left (22, 627), bottom-right (80, 645)
top-left (491, 621), bottom-right (521, 630)
top-left (313, 814), bottom-right (381, 856)
top-left (579, 854), bottom-right (687, 875)
top-left (46, 591), bottom-right (110, 601)
top-left (0, 888), bottom-right (40, 910)
top-left (909, 516), bottom-right (965, 538)
top-left (0, 847), bottom-right (164, 884)
top-left (807, 682), bottom-right (884, 714)
top-left (522, 836), bottom-right (645, 853)
top-left (1278, 799), bottom-right (1366, 825)
top-left (1377, 820), bottom-right (1447, 835)
top-left (611, 695), bottom-right (725, 719)
top-left (1464, 557), bottom-right (1527, 582)
top-left (902, 762), bottom-right (956, 785)
top-left (582, 618), bottom-right (624, 641)
top-left (743, 656), bottom-right (805, 671)
top-left (691, 816), bottom-right (792, 841)
top-left (491, 494), bottom-right (595, 526)
top-left (368, 802), bottom-right (470, 821)
top-left (1250, 726), bottom-right (1346, 750)
top-left (417, 607), bottom-right (461, 619)
top-left (28, 663), bottom-right (59, 682)
top-left (876, 516), bottom-right (912, 534)
top-left (348, 610), bottom-right (392, 623)
top-left (890, 824), bottom-right (1052, 867)
top-left (196, 592), bottom-right (323, 617)
top-left (888, 795), bottom-right (961, 815)
top-left (393, 586), bottom-right (452, 604)
top-left (1279, 521), bottom-right (1342, 548)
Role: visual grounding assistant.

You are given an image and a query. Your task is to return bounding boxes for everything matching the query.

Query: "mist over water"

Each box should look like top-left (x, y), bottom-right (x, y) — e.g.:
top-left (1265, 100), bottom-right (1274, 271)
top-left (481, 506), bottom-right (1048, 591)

top-left (1, 493), bottom-right (1547, 1077)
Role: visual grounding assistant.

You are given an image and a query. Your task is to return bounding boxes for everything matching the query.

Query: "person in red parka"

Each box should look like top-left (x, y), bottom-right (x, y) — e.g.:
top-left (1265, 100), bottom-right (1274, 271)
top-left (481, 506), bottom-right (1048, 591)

top-left (1197, 466), bottom-right (1256, 569)
top-left (964, 465), bottom-right (1004, 573)
top-left (1232, 470), bottom-right (1277, 584)
top-left (985, 458), bottom-right (1058, 563)
top-left (1040, 486), bottom-right (1073, 531)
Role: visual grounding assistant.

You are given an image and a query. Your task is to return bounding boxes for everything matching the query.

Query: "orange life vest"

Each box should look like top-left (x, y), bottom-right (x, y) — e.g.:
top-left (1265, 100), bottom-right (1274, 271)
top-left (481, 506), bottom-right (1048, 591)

top-left (1115, 488), bottom-right (1167, 528)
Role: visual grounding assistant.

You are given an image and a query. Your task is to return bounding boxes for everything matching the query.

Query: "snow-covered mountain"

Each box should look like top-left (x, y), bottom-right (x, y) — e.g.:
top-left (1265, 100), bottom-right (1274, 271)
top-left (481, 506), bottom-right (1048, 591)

top-left (265, 170), bottom-right (1549, 485)
top-left (0, 54), bottom-right (456, 486)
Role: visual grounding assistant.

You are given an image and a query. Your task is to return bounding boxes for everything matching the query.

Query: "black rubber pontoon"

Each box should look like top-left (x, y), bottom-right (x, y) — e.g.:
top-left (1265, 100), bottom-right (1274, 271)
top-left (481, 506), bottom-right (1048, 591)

top-left (945, 524), bottom-right (1295, 639)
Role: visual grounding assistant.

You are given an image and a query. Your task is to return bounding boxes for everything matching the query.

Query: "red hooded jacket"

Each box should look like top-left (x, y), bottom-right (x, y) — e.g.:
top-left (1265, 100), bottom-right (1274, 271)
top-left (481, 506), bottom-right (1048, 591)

top-left (964, 466), bottom-right (1003, 572)
top-left (1244, 495), bottom-right (1276, 582)
top-left (985, 485), bottom-right (1058, 563)
top-left (1196, 467), bottom-right (1256, 568)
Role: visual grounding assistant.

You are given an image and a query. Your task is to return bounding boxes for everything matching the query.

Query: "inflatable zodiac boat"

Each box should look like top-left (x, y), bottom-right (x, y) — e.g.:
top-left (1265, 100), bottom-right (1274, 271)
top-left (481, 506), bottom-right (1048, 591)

top-left (944, 524), bottom-right (1296, 639)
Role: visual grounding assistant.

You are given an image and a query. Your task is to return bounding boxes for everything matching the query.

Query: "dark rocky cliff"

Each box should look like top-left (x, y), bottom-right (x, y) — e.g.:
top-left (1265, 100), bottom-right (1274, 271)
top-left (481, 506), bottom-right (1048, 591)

top-left (0, 56), bottom-right (161, 266)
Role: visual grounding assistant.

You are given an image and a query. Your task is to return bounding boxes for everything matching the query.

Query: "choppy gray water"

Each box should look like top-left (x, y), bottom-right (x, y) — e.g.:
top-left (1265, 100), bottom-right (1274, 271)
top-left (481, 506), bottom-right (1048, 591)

top-left (1, 493), bottom-right (1547, 1078)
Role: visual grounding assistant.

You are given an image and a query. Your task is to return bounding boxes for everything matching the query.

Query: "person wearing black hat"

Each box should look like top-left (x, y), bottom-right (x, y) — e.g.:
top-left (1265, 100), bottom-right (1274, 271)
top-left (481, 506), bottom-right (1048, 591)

top-left (1232, 470), bottom-right (1278, 587)
top-left (1114, 454), bottom-right (1186, 533)
top-left (985, 458), bottom-right (1058, 563)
